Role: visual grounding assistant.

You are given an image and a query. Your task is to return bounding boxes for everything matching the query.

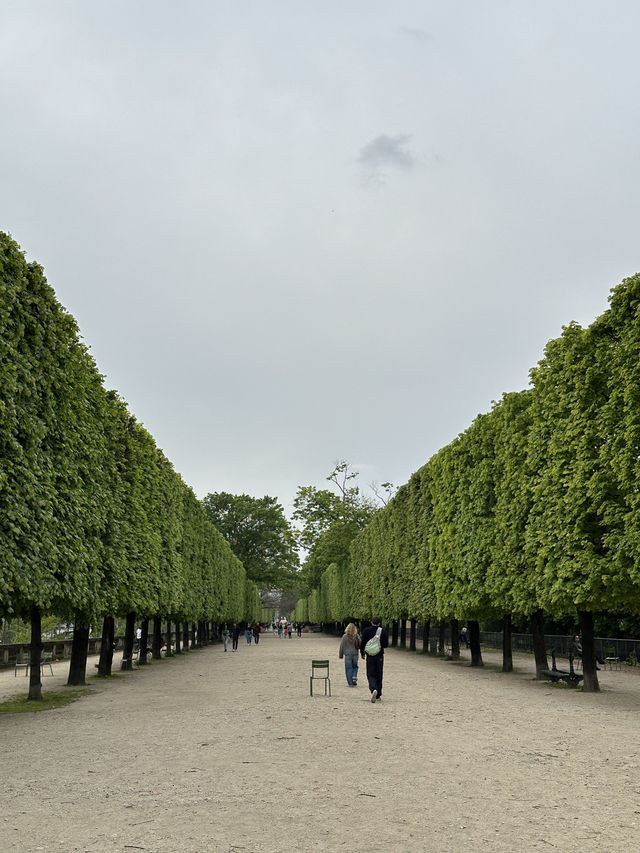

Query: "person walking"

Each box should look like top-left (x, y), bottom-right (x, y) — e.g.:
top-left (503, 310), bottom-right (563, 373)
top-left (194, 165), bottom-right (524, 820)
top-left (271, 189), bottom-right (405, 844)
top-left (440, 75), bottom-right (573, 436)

top-left (361, 616), bottom-right (389, 702)
top-left (339, 623), bottom-right (361, 687)
top-left (253, 623), bottom-right (261, 644)
top-left (232, 623), bottom-right (240, 652)
top-left (222, 624), bottom-right (230, 652)
top-left (245, 625), bottom-right (253, 645)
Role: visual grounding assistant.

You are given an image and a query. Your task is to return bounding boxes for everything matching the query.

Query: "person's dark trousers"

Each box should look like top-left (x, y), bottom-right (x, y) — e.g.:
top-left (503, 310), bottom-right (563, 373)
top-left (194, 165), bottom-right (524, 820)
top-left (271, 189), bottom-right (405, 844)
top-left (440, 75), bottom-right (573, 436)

top-left (366, 654), bottom-right (384, 697)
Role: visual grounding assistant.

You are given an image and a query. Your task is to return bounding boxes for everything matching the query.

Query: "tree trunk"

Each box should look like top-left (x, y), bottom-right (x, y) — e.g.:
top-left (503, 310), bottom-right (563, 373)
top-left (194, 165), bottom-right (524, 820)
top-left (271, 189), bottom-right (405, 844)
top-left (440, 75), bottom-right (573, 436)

top-left (152, 616), bottom-right (162, 660)
top-left (175, 621), bottom-right (182, 654)
top-left (399, 619), bottom-right (407, 648)
top-left (183, 622), bottom-right (190, 651)
top-left (67, 621), bottom-right (90, 685)
top-left (28, 604), bottom-right (43, 701)
top-left (502, 612), bottom-right (513, 673)
top-left (139, 618), bottom-right (150, 665)
top-left (579, 609), bottom-right (600, 692)
top-left (469, 620), bottom-right (483, 667)
top-left (191, 622), bottom-right (197, 649)
top-left (530, 609), bottom-right (548, 679)
top-left (438, 621), bottom-right (446, 654)
top-left (450, 618), bottom-right (460, 659)
top-left (409, 619), bottom-right (417, 651)
top-left (97, 616), bottom-right (115, 676)
top-left (391, 620), bottom-right (399, 647)
top-left (121, 611), bottom-right (136, 671)
top-left (165, 620), bottom-right (173, 656)
top-left (422, 619), bottom-right (430, 653)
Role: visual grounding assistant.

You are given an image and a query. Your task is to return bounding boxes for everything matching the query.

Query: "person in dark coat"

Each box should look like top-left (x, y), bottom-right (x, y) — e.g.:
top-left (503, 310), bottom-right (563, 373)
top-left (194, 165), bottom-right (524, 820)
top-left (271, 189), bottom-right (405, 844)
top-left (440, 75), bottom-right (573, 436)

top-left (360, 616), bottom-right (389, 702)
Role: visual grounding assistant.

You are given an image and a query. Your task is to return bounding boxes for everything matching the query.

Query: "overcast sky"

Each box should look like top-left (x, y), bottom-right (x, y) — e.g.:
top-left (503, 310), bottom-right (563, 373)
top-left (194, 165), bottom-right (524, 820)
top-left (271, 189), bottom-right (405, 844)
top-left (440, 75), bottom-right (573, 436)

top-left (2, 2), bottom-right (640, 515)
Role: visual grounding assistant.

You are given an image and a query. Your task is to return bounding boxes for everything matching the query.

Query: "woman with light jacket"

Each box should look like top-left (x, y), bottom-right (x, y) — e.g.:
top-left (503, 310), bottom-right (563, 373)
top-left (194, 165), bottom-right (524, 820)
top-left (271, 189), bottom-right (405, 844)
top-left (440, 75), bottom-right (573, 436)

top-left (339, 623), bottom-right (361, 687)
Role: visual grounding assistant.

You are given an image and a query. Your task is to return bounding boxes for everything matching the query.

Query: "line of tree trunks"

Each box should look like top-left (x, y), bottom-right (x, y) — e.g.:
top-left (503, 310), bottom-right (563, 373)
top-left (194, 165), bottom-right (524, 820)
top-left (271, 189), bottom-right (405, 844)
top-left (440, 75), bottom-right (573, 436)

top-left (175, 621), bottom-right (182, 654)
top-left (469, 619), bottom-right (483, 666)
top-left (409, 619), bottom-right (417, 651)
top-left (67, 621), bottom-right (90, 685)
top-left (399, 619), bottom-right (407, 648)
top-left (502, 612), bottom-right (513, 673)
top-left (97, 616), bottom-right (115, 676)
top-left (183, 622), bottom-right (190, 650)
top-left (438, 621), bottom-right (446, 654)
top-left (28, 604), bottom-right (43, 701)
top-left (450, 618), bottom-right (460, 659)
top-left (422, 619), bottom-right (430, 653)
top-left (391, 620), bottom-right (399, 647)
top-left (139, 618), bottom-right (150, 665)
top-left (152, 616), bottom-right (162, 659)
top-left (530, 609), bottom-right (548, 678)
top-left (579, 609), bottom-right (600, 692)
top-left (165, 620), bottom-right (173, 656)
top-left (121, 612), bottom-right (135, 671)
top-left (191, 622), bottom-right (197, 648)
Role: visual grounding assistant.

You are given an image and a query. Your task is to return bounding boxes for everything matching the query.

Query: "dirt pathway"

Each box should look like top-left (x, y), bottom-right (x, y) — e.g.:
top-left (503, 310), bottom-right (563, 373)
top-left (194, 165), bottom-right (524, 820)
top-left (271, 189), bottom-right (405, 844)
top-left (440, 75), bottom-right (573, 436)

top-left (1, 633), bottom-right (639, 853)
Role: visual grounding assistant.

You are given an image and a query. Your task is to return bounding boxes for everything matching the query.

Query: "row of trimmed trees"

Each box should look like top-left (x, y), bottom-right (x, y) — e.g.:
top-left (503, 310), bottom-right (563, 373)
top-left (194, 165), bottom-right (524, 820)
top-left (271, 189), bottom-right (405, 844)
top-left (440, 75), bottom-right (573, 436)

top-left (295, 272), bottom-right (640, 691)
top-left (0, 233), bottom-right (262, 699)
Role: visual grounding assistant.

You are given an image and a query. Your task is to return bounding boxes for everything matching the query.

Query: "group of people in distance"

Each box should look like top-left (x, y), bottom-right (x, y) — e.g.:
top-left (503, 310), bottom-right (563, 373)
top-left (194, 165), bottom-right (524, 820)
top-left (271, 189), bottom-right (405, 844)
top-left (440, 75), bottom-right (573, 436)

top-left (220, 619), bottom-right (304, 651)
top-left (339, 617), bottom-right (388, 703)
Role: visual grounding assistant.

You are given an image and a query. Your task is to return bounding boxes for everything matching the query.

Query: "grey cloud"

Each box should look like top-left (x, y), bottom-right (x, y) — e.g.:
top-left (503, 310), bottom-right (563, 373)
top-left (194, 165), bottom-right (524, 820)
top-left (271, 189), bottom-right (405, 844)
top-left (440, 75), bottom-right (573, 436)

top-left (399, 26), bottom-right (432, 43)
top-left (358, 134), bottom-right (415, 183)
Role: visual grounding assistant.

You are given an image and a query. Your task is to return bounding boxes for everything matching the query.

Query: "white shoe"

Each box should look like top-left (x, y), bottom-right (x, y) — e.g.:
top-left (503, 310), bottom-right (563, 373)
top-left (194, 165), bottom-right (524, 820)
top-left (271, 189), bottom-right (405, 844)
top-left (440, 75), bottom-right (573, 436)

top-left (371, 689), bottom-right (378, 703)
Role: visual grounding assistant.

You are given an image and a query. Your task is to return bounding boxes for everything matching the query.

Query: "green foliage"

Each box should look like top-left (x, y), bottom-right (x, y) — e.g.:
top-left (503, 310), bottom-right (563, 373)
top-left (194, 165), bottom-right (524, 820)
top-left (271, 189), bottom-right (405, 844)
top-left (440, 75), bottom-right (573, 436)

top-left (297, 272), bottom-right (640, 633)
top-left (0, 232), bottom-right (257, 637)
top-left (201, 492), bottom-right (299, 589)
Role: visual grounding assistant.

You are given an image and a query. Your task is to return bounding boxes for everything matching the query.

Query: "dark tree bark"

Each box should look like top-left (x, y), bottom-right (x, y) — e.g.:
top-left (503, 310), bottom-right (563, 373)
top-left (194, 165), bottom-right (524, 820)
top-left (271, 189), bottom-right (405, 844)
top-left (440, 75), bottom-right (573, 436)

top-left (139, 618), bottom-right (150, 665)
top-left (450, 618), bottom-right (460, 659)
top-left (28, 604), bottom-right (43, 701)
top-left (121, 611), bottom-right (136, 671)
top-left (579, 609), bottom-right (600, 693)
top-left (67, 621), bottom-right (90, 685)
top-left (165, 620), bottom-right (173, 656)
top-left (175, 621), bottom-right (182, 654)
top-left (399, 619), bottom-right (407, 648)
top-left (438, 621), bottom-right (446, 654)
top-left (191, 622), bottom-right (197, 649)
top-left (409, 619), bottom-right (417, 651)
top-left (530, 609), bottom-right (548, 679)
top-left (422, 619), bottom-right (430, 654)
top-left (502, 612), bottom-right (513, 673)
top-left (152, 616), bottom-right (162, 659)
top-left (97, 616), bottom-right (115, 676)
top-left (391, 620), bottom-right (399, 647)
top-left (469, 620), bottom-right (483, 667)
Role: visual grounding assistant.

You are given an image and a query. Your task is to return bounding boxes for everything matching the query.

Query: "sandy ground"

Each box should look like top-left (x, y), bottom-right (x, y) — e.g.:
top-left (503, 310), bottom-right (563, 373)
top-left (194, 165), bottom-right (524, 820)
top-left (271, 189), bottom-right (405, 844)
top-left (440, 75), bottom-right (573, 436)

top-left (1, 633), bottom-right (639, 853)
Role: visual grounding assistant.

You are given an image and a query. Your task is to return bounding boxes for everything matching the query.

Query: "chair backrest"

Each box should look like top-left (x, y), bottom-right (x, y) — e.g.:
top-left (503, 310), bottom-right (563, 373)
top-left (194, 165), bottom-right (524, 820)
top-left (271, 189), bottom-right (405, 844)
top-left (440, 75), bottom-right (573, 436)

top-left (311, 659), bottom-right (329, 675)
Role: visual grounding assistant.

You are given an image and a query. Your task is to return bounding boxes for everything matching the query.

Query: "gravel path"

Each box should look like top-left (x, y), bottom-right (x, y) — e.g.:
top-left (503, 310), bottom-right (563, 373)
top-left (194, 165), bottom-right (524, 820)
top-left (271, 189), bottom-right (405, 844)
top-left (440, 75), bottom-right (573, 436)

top-left (1, 632), bottom-right (638, 852)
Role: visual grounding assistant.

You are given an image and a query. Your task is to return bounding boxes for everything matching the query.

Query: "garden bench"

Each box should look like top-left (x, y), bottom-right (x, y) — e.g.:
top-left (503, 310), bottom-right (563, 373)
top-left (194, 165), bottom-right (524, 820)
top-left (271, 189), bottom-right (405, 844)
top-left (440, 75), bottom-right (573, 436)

top-left (540, 652), bottom-right (584, 687)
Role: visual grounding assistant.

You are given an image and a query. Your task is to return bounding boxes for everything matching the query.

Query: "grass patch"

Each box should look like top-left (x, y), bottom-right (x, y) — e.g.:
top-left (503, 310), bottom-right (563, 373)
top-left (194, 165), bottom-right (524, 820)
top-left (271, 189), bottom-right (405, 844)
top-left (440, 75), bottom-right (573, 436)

top-left (0, 688), bottom-right (91, 714)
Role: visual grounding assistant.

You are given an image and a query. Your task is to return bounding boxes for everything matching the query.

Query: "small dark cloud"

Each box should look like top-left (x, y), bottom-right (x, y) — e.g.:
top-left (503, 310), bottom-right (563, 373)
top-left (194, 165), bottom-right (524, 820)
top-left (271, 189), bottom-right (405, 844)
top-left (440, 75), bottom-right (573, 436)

top-left (358, 134), bottom-right (415, 184)
top-left (399, 26), bottom-right (432, 43)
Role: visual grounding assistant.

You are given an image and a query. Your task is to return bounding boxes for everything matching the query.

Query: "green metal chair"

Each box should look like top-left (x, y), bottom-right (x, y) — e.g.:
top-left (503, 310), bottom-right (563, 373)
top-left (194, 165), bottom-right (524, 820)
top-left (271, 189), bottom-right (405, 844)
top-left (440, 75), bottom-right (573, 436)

top-left (14, 652), bottom-right (30, 676)
top-left (41, 651), bottom-right (55, 676)
top-left (310, 660), bottom-right (331, 696)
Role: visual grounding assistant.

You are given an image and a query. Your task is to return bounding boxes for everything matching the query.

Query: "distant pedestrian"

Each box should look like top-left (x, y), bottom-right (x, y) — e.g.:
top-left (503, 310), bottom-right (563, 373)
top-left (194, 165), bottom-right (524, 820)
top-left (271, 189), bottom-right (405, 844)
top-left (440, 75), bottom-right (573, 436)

top-left (361, 617), bottom-right (389, 702)
top-left (222, 625), bottom-right (230, 652)
top-left (245, 626), bottom-right (252, 644)
top-left (297, 622), bottom-right (302, 638)
top-left (253, 623), bottom-right (261, 644)
top-left (339, 623), bottom-right (361, 687)
top-left (232, 623), bottom-right (240, 652)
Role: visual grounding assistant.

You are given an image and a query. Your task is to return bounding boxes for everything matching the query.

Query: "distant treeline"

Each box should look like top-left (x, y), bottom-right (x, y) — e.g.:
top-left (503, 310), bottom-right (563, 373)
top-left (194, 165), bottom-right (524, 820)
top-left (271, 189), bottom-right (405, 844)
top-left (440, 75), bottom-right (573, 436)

top-left (0, 233), bottom-right (261, 697)
top-left (294, 271), bottom-right (640, 692)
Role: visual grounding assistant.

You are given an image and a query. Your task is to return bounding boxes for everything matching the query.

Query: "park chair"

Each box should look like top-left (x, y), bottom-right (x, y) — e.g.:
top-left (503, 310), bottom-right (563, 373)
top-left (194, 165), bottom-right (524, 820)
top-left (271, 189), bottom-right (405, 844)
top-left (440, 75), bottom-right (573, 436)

top-left (604, 647), bottom-right (621, 670)
top-left (41, 651), bottom-right (55, 676)
top-left (14, 652), bottom-right (30, 676)
top-left (310, 660), bottom-right (331, 696)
